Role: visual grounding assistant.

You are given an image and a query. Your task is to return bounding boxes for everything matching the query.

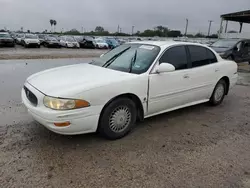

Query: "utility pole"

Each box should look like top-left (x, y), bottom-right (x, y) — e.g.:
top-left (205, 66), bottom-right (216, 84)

top-left (207, 20), bottom-right (213, 37)
top-left (81, 27), bottom-right (83, 34)
top-left (184, 19), bottom-right (188, 36)
top-left (117, 25), bottom-right (120, 33)
top-left (132, 26), bottom-right (135, 36)
top-left (120, 27), bottom-right (122, 33)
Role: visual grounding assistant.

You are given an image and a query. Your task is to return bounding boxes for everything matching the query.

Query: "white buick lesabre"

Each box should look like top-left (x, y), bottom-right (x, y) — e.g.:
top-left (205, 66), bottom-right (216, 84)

top-left (22, 41), bottom-right (238, 139)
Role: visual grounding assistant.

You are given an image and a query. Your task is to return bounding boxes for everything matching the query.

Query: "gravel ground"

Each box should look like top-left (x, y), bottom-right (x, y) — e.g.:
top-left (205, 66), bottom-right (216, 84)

top-left (0, 45), bottom-right (105, 60)
top-left (1, 59), bottom-right (250, 188)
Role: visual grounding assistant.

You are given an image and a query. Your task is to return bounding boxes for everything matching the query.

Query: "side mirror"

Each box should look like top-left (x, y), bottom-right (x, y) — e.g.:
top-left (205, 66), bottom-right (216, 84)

top-left (233, 46), bottom-right (238, 51)
top-left (156, 63), bottom-right (175, 73)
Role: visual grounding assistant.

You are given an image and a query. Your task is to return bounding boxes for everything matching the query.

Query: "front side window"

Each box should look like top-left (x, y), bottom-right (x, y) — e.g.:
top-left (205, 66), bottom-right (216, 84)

top-left (188, 45), bottom-right (217, 68)
top-left (159, 46), bottom-right (188, 70)
top-left (91, 44), bottom-right (160, 74)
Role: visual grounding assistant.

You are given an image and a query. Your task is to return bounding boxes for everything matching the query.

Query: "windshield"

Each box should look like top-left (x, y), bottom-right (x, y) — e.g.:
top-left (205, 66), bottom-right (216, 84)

top-left (17, 34), bottom-right (24, 38)
top-left (211, 40), bottom-right (238, 48)
top-left (0, 33), bottom-right (10, 38)
top-left (25, 34), bottom-right (38, 39)
top-left (47, 37), bottom-right (57, 41)
top-left (95, 39), bottom-right (105, 43)
top-left (107, 38), bottom-right (119, 45)
top-left (91, 43), bottom-right (160, 74)
top-left (65, 37), bottom-right (75, 42)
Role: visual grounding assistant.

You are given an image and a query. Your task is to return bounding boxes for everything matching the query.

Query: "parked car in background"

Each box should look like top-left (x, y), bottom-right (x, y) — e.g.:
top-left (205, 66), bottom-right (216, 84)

top-left (210, 39), bottom-right (250, 63)
top-left (93, 38), bottom-right (109, 49)
top-left (22, 41), bottom-right (237, 140)
top-left (105, 38), bottom-right (120, 49)
top-left (38, 34), bottom-right (46, 45)
top-left (15, 33), bottom-right (25, 44)
top-left (0, 32), bottom-right (15, 47)
top-left (60, 36), bottom-right (79, 48)
top-left (43, 36), bottom-right (61, 48)
top-left (21, 34), bottom-right (40, 48)
top-left (74, 36), bottom-right (95, 49)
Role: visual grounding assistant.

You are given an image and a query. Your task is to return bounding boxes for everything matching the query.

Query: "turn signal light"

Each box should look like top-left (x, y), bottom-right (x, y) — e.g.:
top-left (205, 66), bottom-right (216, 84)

top-left (54, 122), bottom-right (71, 127)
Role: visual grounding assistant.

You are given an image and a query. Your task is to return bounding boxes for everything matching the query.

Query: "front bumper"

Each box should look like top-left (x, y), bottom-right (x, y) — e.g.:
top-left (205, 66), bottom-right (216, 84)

top-left (0, 40), bottom-right (15, 46)
top-left (21, 83), bottom-right (100, 135)
top-left (26, 43), bottom-right (40, 47)
top-left (47, 43), bottom-right (61, 47)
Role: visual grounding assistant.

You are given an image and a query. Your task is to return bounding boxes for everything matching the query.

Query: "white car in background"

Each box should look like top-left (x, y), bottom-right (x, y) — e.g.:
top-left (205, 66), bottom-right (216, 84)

top-left (94, 38), bottom-right (109, 49)
top-left (15, 33), bottom-right (25, 44)
top-left (22, 41), bottom-right (238, 140)
top-left (59, 36), bottom-right (79, 48)
top-left (21, 34), bottom-right (40, 48)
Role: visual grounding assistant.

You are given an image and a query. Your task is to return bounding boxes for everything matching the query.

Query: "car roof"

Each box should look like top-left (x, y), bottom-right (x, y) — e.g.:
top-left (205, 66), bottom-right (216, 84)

top-left (0, 32), bottom-right (9, 34)
top-left (128, 40), bottom-right (209, 48)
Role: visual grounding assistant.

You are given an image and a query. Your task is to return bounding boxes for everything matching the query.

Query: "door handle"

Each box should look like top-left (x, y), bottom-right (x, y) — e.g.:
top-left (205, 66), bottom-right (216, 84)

top-left (183, 74), bottom-right (189, 79)
top-left (215, 68), bottom-right (219, 72)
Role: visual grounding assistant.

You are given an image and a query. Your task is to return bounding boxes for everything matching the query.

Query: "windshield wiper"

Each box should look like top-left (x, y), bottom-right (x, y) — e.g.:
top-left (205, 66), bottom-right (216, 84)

top-left (102, 47), bottom-right (131, 68)
top-left (129, 50), bottom-right (137, 73)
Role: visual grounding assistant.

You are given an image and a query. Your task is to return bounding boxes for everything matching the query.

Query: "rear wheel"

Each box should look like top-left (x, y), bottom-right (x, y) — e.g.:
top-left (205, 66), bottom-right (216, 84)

top-left (227, 55), bottom-right (234, 60)
top-left (98, 98), bottom-right (137, 140)
top-left (210, 79), bottom-right (227, 106)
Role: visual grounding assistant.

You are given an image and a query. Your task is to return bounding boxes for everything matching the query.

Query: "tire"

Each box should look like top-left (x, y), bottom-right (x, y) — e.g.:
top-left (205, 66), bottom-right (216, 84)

top-left (210, 79), bottom-right (227, 106)
top-left (98, 98), bottom-right (137, 140)
top-left (227, 55), bottom-right (234, 60)
top-left (37, 45), bottom-right (40, 48)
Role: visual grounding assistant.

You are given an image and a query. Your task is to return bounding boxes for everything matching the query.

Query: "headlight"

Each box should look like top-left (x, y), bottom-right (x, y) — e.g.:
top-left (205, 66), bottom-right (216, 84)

top-left (43, 96), bottom-right (90, 110)
top-left (25, 41), bottom-right (29, 44)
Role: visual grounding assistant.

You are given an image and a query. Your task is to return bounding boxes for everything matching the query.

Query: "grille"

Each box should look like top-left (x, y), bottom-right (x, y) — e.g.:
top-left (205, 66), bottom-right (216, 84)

top-left (24, 86), bottom-right (38, 106)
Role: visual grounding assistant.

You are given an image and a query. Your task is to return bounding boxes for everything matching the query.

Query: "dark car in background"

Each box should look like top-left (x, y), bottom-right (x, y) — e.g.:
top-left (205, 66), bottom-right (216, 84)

top-left (43, 36), bottom-right (61, 48)
top-left (210, 39), bottom-right (250, 63)
top-left (0, 32), bottom-right (15, 47)
top-left (105, 38), bottom-right (119, 49)
top-left (38, 34), bottom-right (46, 45)
top-left (75, 36), bottom-right (95, 49)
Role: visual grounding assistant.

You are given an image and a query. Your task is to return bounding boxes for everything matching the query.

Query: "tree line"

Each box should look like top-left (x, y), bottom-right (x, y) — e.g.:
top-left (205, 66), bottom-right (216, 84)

top-left (58, 25), bottom-right (218, 38)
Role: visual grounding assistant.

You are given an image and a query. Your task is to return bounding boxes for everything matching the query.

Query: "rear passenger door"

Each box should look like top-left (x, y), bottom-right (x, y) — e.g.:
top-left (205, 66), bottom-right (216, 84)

top-left (242, 40), bottom-right (250, 62)
top-left (187, 45), bottom-right (219, 101)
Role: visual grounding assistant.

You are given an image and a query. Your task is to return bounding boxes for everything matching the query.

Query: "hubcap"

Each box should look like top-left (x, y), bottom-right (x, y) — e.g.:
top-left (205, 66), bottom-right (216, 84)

top-left (109, 106), bottom-right (131, 133)
top-left (214, 84), bottom-right (225, 102)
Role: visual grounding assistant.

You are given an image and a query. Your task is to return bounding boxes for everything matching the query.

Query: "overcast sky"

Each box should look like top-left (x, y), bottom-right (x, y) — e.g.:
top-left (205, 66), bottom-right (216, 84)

top-left (0, 0), bottom-right (249, 34)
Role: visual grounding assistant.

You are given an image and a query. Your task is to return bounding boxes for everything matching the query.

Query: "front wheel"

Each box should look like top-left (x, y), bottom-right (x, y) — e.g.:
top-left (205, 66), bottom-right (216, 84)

top-left (98, 98), bottom-right (137, 140)
top-left (210, 79), bottom-right (226, 106)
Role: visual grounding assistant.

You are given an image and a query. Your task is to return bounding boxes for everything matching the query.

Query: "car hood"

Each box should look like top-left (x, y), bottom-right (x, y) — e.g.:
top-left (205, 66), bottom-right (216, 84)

top-left (96, 42), bottom-right (108, 45)
top-left (0, 37), bottom-right (13, 40)
top-left (27, 63), bottom-right (136, 97)
top-left (210, 46), bottom-right (230, 53)
top-left (25, 39), bottom-right (39, 43)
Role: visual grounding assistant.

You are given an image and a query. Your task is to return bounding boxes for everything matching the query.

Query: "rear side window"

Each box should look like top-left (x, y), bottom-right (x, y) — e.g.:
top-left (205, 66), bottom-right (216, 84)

top-left (188, 46), bottom-right (217, 68)
top-left (159, 46), bottom-right (188, 70)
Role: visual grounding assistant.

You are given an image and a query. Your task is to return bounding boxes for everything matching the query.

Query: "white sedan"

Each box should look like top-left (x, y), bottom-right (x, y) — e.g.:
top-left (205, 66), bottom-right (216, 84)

top-left (59, 36), bottom-right (80, 48)
top-left (22, 41), bottom-right (238, 139)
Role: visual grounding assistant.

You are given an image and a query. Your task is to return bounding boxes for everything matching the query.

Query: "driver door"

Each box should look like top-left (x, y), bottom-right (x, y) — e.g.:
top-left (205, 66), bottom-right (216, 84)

top-left (233, 41), bottom-right (244, 62)
top-left (148, 45), bottom-right (193, 115)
